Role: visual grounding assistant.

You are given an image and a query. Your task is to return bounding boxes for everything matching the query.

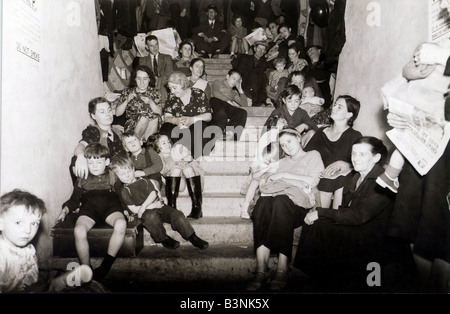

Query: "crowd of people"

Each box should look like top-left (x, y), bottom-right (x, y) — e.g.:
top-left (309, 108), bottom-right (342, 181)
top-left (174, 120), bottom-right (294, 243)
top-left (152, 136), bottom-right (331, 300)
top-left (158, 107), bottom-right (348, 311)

top-left (99, 0), bottom-right (343, 109)
top-left (1, 0), bottom-right (449, 294)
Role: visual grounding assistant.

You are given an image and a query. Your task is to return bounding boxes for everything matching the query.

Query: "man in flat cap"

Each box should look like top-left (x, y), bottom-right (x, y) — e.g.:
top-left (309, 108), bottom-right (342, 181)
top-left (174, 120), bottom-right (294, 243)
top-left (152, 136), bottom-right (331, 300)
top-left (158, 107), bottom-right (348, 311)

top-left (192, 4), bottom-right (230, 58)
top-left (231, 41), bottom-right (270, 106)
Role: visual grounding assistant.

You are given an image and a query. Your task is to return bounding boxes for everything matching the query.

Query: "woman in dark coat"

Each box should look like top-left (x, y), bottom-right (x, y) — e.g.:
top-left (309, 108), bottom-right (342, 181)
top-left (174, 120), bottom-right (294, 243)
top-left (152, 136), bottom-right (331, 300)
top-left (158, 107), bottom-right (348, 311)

top-left (294, 136), bottom-right (396, 291)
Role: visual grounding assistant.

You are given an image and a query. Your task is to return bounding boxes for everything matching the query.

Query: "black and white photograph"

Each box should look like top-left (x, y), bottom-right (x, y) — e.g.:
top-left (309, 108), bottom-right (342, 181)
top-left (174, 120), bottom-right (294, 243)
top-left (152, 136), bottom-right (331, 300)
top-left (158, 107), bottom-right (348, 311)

top-left (0, 0), bottom-right (449, 308)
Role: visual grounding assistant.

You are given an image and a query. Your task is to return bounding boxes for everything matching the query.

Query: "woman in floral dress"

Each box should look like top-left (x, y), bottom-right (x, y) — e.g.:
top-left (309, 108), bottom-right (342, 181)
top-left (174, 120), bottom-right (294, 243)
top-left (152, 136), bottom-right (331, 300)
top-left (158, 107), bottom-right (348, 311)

top-left (113, 65), bottom-right (162, 141)
top-left (159, 71), bottom-right (214, 160)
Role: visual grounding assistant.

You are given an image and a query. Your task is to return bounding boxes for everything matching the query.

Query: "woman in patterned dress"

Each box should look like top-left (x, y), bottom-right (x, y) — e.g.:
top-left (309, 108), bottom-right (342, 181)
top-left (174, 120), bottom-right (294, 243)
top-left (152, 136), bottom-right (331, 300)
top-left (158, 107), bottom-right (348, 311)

top-left (159, 71), bottom-right (214, 160)
top-left (113, 65), bottom-right (162, 141)
top-left (158, 71), bottom-right (214, 219)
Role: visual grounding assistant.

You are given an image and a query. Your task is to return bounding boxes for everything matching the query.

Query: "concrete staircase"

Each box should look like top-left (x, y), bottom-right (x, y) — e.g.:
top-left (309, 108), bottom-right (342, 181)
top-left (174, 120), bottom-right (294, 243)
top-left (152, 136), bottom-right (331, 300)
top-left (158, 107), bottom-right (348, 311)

top-left (51, 55), bottom-right (308, 292)
top-left (203, 54), bottom-right (233, 82)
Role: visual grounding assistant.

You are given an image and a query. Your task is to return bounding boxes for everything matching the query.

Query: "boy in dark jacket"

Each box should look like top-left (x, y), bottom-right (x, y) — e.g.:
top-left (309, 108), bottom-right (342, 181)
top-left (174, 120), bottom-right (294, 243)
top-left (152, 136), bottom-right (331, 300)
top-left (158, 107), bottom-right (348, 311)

top-left (57, 143), bottom-right (127, 282)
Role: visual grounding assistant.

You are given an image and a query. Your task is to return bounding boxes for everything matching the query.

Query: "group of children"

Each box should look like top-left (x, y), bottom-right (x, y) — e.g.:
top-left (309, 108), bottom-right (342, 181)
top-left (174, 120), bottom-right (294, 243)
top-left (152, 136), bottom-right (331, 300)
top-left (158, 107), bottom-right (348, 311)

top-left (0, 97), bottom-right (213, 292)
top-left (63, 117), bottom-right (210, 280)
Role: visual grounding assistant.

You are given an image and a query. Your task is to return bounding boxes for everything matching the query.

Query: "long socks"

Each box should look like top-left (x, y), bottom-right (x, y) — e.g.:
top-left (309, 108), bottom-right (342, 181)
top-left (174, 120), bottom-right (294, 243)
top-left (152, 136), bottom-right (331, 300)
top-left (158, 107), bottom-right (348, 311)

top-left (93, 254), bottom-right (116, 282)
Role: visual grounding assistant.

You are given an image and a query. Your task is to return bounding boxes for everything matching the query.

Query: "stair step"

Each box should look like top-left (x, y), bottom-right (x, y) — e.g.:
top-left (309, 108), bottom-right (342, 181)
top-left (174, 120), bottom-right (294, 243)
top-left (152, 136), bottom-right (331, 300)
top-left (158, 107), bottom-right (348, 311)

top-left (143, 217), bottom-right (253, 246)
top-left (174, 193), bottom-right (245, 217)
top-left (205, 69), bottom-right (231, 76)
top-left (245, 116), bottom-right (268, 127)
top-left (205, 75), bottom-right (226, 82)
top-left (199, 155), bottom-right (253, 163)
top-left (50, 243), bottom-right (256, 282)
top-left (204, 63), bottom-right (233, 70)
top-left (242, 106), bottom-right (274, 116)
top-left (50, 241), bottom-right (304, 284)
top-left (198, 159), bottom-right (252, 174)
top-left (177, 174), bottom-right (248, 195)
top-left (203, 54), bottom-right (231, 61)
top-left (216, 54), bottom-right (231, 59)
top-left (109, 244), bottom-right (257, 282)
top-left (240, 126), bottom-right (264, 142)
top-left (209, 140), bottom-right (258, 157)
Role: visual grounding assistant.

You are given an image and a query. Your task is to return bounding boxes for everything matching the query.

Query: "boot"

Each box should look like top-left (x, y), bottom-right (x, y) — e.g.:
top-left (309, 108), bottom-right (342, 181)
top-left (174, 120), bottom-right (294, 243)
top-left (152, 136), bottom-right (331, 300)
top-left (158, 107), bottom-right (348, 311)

top-left (165, 176), bottom-right (181, 209)
top-left (161, 236), bottom-right (180, 250)
top-left (186, 176), bottom-right (203, 219)
top-left (188, 233), bottom-right (209, 250)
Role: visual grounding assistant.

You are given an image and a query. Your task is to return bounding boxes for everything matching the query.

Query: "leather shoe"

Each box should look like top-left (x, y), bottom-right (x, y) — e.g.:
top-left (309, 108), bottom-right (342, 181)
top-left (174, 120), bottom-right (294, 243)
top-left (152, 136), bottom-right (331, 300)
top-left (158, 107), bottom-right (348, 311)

top-left (161, 236), bottom-right (180, 250)
top-left (188, 233), bottom-right (209, 250)
top-left (246, 271), bottom-right (270, 291)
top-left (269, 271), bottom-right (289, 291)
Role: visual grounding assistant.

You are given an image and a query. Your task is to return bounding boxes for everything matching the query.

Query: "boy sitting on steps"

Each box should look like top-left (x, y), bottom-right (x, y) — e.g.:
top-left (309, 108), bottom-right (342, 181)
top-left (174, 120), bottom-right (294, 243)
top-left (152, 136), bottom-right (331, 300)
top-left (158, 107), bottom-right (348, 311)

top-left (110, 154), bottom-right (209, 250)
top-left (56, 143), bottom-right (127, 282)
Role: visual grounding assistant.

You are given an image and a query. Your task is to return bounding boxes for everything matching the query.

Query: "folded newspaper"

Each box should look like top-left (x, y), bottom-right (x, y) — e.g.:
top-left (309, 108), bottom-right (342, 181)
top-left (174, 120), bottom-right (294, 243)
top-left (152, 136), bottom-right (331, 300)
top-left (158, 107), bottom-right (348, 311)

top-left (384, 97), bottom-right (449, 176)
top-left (245, 27), bottom-right (267, 46)
top-left (134, 28), bottom-right (178, 59)
top-left (381, 60), bottom-right (450, 176)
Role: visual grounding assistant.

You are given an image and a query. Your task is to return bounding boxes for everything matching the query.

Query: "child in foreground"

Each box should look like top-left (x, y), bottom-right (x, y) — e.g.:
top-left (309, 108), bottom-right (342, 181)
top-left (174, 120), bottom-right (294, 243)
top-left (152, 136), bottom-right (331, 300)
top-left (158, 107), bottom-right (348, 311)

top-left (0, 189), bottom-right (92, 292)
top-left (110, 154), bottom-right (209, 250)
top-left (0, 189), bottom-right (46, 292)
top-left (57, 143), bottom-right (127, 282)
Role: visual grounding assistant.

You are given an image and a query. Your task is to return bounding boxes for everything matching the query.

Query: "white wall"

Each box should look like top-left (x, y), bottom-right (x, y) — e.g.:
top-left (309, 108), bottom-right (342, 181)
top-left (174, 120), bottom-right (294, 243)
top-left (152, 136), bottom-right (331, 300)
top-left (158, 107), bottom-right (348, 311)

top-left (1, 0), bottom-right (104, 267)
top-left (334, 0), bottom-right (429, 148)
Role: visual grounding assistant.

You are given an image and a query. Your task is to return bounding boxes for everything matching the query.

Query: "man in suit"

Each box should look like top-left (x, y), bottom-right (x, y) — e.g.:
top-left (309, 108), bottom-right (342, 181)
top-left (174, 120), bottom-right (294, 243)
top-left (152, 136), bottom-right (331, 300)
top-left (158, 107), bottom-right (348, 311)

top-left (138, 35), bottom-right (173, 103)
top-left (231, 41), bottom-right (270, 106)
top-left (192, 4), bottom-right (230, 58)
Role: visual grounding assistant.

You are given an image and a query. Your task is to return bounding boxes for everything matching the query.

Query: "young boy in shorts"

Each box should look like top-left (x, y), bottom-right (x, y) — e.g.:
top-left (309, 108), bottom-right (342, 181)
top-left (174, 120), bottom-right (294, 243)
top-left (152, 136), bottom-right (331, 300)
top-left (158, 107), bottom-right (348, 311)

top-left (57, 143), bottom-right (127, 282)
top-left (109, 154), bottom-right (209, 250)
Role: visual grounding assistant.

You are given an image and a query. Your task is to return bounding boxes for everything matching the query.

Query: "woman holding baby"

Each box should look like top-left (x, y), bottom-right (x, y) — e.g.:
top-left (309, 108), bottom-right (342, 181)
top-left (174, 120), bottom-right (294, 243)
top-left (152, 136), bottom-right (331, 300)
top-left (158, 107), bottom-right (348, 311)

top-left (246, 128), bottom-right (324, 292)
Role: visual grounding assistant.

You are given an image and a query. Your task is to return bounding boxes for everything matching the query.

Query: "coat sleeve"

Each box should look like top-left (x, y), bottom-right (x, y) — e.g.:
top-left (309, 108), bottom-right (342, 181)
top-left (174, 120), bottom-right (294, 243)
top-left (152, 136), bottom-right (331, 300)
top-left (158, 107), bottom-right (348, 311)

top-left (317, 179), bottom-right (394, 226)
top-left (299, 109), bottom-right (319, 131)
top-left (62, 182), bottom-right (83, 212)
top-left (143, 148), bottom-right (164, 176)
top-left (162, 54), bottom-right (173, 76)
top-left (444, 56), bottom-right (450, 76)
